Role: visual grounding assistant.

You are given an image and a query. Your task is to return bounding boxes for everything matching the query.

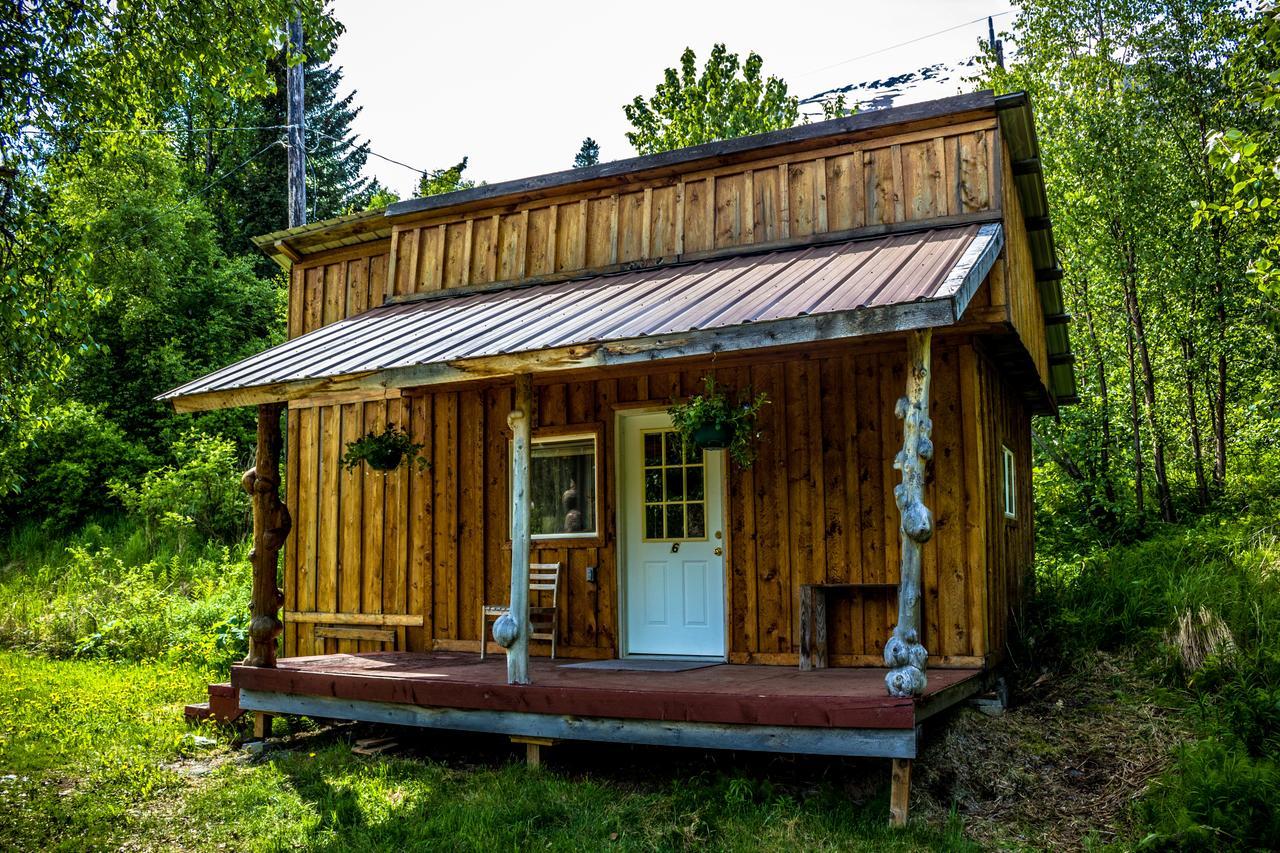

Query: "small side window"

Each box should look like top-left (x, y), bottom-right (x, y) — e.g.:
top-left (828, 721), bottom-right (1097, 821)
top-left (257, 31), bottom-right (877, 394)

top-left (1002, 445), bottom-right (1017, 519)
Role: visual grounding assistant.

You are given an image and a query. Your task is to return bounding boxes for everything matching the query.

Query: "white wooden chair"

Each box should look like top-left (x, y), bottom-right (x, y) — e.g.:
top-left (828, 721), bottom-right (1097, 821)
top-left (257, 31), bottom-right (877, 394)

top-left (480, 562), bottom-right (562, 660)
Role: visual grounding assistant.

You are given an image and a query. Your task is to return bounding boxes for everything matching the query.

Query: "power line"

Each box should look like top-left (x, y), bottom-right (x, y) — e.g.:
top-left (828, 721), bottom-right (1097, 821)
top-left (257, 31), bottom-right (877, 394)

top-left (21, 122), bottom-right (427, 177)
top-left (105, 139), bottom-right (285, 249)
top-left (792, 10), bottom-right (1012, 80)
top-left (311, 130), bottom-right (423, 175)
top-left (19, 123), bottom-right (297, 136)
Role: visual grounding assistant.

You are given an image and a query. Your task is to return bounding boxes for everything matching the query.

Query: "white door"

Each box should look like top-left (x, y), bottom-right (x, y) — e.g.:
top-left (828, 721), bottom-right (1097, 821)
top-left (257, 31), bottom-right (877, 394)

top-left (620, 411), bottom-right (725, 658)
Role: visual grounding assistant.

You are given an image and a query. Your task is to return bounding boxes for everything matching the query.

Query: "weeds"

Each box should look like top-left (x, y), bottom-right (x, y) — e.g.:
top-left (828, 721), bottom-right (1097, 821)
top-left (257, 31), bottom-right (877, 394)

top-left (0, 516), bottom-right (252, 671)
top-left (1030, 504), bottom-right (1280, 849)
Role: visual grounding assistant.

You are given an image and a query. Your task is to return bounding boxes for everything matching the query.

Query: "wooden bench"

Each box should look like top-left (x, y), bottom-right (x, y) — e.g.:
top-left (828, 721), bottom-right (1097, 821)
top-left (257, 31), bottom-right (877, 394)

top-left (798, 583), bottom-right (899, 670)
top-left (314, 625), bottom-right (398, 648)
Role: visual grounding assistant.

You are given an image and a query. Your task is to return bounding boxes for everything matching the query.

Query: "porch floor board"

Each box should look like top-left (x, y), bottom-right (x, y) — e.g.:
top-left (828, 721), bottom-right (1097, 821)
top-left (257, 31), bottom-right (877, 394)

top-left (231, 652), bottom-right (983, 730)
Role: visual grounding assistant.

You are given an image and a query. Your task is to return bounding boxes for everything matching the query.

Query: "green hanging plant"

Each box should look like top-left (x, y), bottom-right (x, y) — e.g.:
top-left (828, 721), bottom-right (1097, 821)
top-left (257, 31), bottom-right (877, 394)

top-left (341, 423), bottom-right (429, 473)
top-left (668, 376), bottom-right (769, 468)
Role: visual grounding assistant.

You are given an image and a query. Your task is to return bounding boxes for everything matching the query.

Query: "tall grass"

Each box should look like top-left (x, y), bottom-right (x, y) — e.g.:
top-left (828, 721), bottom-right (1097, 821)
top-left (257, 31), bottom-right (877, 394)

top-left (0, 515), bottom-right (252, 672)
top-left (1031, 501), bottom-right (1280, 849)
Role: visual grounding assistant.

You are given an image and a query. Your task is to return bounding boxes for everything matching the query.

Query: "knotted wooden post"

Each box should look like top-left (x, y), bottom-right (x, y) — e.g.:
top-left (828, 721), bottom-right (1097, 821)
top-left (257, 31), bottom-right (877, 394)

top-left (885, 330), bottom-right (933, 698)
top-left (494, 373), bottom-right (533, 684)
top-left (243, 402), bottom-right (291, 668)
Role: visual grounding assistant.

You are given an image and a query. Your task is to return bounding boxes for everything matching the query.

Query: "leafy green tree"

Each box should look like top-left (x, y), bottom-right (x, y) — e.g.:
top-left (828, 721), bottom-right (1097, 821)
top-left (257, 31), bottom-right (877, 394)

top-left (1195, 5), bottom-right (1280, 311)
top-left (0, 403), bottom-right (155, 533)
top-left (357, 180), bottom-right (401, 212)
top-left (0, 0), bottom-right (339, 493)
top-left (982, 0), bottom-right (1273, 528)
top-left (46, 137), bottom-right (281, 455)
top-left (574, 137), bottom-right (600, 168)
top-left (624, 44), bottom-right (798, 155)
top-left (417, 158), bottom-right (476, 197)
top-left (110, 430), bottom-right (250, 545)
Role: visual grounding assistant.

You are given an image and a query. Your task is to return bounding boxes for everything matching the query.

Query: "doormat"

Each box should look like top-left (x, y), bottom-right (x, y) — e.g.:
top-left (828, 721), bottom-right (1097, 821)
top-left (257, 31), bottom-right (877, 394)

top-left (559, 659), bottom-right (719, 673)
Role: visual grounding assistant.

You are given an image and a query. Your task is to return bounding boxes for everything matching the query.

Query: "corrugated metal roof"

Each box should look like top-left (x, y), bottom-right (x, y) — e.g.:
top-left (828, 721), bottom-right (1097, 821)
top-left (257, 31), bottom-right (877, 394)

top-left (160, 223), bottom-right (1002, 409)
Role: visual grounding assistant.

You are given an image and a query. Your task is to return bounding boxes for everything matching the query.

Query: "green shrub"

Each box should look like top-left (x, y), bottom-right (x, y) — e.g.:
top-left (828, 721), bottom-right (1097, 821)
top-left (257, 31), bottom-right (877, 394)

top-left (0, 402), bottom-right (154, 532)
top-left (1137, 739), bottom-right (1280, 851)
top-left (110, 429), bottom-right (249, 545)
top-left (1032, 499), bottom-right (1280, 850)
top-left (0, 517), bottom-right (252, 671)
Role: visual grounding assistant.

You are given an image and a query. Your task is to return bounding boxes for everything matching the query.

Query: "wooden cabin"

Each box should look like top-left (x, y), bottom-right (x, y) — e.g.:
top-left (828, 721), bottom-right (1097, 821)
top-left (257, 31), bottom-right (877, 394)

top-left (163, 90), bottom-right (1075, 823)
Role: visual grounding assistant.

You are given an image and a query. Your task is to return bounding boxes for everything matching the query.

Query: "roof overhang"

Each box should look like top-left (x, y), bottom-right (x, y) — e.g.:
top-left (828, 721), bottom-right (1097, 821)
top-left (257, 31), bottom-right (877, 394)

top-left (162, 223), bottom-right (1003, 413)
top-left (994, 92), bottom-right (1077, 406)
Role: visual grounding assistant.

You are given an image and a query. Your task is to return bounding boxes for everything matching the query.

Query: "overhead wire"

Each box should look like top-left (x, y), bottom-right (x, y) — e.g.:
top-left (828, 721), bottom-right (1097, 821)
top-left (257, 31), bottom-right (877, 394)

top-left (311, 129), bottom-right (422, 175)
top-left (104, 138), bottom-right (285, 249)
top-left (22, 121), bottom-right (426, 177)
top-left (792, 10), bottom-right (1012, 80)
top-left (18, 123), bottom-right (297, 136)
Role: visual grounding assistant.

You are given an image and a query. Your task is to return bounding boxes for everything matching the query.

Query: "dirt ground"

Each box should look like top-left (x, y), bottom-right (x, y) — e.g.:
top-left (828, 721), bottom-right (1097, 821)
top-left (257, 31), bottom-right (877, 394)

top-left (914, 652), bottom-right (1189, 849)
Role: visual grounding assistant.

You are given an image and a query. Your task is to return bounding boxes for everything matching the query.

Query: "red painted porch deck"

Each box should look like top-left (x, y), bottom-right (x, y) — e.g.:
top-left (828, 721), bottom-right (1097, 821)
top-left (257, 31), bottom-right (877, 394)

top-left (231, 652), bottom-right (984, 731)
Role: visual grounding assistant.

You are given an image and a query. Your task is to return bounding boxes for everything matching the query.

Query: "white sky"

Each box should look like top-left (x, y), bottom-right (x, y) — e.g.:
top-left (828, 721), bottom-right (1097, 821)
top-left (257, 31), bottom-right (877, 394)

top-left (331, 1), bottom-right (1016, 198)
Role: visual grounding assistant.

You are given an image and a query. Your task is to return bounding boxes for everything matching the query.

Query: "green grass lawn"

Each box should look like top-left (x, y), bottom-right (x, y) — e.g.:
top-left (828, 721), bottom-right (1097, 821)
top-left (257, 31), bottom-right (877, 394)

top-left (0, 651), bottom-right (973, 852)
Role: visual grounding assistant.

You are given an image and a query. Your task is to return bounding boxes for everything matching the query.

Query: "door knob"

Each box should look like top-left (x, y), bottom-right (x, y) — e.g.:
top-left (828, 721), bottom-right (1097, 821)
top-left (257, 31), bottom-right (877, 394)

top-left (714, 546), bottom-right (723, 556)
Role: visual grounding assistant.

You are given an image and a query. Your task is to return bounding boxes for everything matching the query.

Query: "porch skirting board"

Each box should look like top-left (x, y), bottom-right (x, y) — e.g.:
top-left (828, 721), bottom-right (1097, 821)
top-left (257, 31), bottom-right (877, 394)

top-left (238, 689), bottom-right (921, 759)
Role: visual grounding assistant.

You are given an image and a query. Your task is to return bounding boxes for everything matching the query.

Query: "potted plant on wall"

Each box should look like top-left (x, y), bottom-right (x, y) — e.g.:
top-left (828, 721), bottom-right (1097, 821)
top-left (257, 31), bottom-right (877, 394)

top-left (341, 423), bottom-right (429, 473)
top-left (668, 377), bottom-right (769, 467)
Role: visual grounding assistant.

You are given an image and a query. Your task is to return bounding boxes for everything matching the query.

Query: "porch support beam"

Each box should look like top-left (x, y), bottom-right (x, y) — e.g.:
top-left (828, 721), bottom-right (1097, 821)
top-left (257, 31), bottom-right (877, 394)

top-left (884, 330), bottom-right (933, 697)
top-left (244, 402), bottom-right (291, 667)
top-left (494, 372), bottom-right (533, 684)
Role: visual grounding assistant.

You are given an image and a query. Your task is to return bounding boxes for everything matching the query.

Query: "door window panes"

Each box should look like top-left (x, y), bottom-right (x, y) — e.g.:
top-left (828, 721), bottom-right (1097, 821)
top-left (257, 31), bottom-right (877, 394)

top-left (641, 430), bottom-right (707, 541)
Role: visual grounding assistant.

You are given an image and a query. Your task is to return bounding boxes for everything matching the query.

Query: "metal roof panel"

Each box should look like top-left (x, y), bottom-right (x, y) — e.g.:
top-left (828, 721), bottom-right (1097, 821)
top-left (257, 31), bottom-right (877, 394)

top-left (160, 224), bottom-right (1002, 405)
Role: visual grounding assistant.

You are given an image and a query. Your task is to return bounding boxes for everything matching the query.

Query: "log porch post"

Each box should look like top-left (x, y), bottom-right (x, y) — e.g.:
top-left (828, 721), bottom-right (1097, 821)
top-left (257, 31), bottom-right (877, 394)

top-left (885, 329), bottom-right (933, 698)
top-left (494, 372), bottom-right (533, 684)
top-left (243, 402), bottom-right (291, 668)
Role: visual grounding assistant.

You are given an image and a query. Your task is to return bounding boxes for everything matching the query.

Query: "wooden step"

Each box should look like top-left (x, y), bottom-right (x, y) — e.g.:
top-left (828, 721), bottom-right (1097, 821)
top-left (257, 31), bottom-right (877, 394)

top-left (184, 701), bottom-right (213, 722)
top-left (185, 683), bottom-right (244, 724)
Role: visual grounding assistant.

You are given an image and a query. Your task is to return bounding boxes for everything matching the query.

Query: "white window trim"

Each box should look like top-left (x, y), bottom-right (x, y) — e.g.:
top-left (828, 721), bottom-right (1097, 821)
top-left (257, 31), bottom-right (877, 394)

top-left (511, 432), bottom-right (600, 540)
top-left (1002, 444), bottom-right (1017, 519)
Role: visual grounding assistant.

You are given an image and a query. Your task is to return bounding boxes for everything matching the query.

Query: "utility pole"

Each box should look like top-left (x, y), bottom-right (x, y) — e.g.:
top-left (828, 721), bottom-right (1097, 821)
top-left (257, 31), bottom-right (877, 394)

top-left (286, 14), bottom-right (306, 228)
top-left (988, 17), bottom-right (1005, 71)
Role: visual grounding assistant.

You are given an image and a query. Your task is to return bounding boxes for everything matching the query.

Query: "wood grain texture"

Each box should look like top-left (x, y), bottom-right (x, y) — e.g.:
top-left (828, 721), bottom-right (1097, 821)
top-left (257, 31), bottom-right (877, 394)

top-left (280, 336), bottom-right (1028, 668)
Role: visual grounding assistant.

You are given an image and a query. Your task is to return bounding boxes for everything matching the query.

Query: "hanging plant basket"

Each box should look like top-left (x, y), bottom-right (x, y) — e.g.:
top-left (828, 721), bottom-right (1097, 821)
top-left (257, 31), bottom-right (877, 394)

top-left (668, 376), bottom-right (769, 468)
top-left (691, 421), bottom-right (734, 449)
top-left (364, 444), bottom-right (406, 471)
top-left (341, 423), bottom-right (429, 474)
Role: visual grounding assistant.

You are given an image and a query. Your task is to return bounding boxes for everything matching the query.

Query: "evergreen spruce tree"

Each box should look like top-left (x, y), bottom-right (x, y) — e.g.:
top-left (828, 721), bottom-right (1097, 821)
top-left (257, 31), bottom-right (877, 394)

top-left (173, 33), bottom-right (374, 272)
top-left (573, 137), bottom-right (600, 168)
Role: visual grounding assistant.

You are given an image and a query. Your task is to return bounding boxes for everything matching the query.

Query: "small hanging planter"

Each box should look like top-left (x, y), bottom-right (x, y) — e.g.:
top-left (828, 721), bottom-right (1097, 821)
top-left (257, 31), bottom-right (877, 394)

top-left (668, 376), bottom-right (769, 468)
top-left (691, 421), bottom-right (734, 449)
top-left (341, 423), bottom-right (430, 473)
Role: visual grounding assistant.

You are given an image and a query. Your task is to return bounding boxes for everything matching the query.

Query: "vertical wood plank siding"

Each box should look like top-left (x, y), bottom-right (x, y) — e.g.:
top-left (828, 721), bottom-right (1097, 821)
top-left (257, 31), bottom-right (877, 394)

top-left (998, 139), bottom-right (1051, 389)
top-left (283, 337), bottom-right (1026, 667)
top-left (974, 349), bottom-right (1035, 658)
top-left (376, 123), bottom-right (997, 300)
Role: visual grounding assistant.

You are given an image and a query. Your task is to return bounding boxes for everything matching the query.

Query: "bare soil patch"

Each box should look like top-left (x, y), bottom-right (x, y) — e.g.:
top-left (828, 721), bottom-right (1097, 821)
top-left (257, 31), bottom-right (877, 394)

top-left (915, 652), bottom-right (1189, 849)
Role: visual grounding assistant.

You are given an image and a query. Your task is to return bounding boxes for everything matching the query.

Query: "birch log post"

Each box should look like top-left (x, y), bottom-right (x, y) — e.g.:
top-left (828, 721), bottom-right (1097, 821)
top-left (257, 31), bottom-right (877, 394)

top-left (494, 373), bottom-right (533, 684)
top-left (243, 402), bottom-right (291, 667)
top-left (885, 330), bottom-right (933, 698)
